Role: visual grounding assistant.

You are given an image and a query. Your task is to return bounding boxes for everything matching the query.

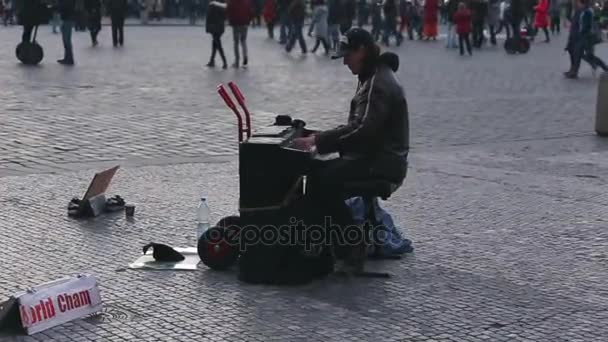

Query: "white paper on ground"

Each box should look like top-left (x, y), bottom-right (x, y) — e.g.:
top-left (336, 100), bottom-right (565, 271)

top-left (128, 247), bottom-right (200, 271)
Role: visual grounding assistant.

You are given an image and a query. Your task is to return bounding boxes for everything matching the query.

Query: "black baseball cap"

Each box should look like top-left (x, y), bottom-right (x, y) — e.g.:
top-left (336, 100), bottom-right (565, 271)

top-left (331, 28), bottom-right (375, 59)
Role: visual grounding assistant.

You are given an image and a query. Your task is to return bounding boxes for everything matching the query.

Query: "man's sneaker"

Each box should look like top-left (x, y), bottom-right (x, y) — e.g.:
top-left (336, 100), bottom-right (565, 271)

top-left (57, 59), bottom-right (74, 66)
top-left (243, 57), bottom-right (248, 66)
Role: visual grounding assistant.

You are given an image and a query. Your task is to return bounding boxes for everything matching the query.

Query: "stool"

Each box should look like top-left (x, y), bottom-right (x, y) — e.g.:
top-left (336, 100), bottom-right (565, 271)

top-left (335, 180), bottom-right (401, 278)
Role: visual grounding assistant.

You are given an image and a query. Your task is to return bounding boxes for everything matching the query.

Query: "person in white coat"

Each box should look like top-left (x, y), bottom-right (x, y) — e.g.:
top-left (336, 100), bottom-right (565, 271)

top-left (310, 0), bottom-right (330, 54)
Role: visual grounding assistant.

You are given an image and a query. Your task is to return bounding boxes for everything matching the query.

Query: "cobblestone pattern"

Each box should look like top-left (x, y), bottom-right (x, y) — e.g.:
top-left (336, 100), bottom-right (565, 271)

top-left (1, 24), bottom-right (608, 341)
top-left (0, 26), bottom-right (606, 176)
top-left (0, 144), bottom-right (608, 341)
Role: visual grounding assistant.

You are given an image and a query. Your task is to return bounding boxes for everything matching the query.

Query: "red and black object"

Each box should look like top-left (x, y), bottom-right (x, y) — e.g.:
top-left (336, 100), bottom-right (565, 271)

top-left (197, 216), bottom-right (241, 270)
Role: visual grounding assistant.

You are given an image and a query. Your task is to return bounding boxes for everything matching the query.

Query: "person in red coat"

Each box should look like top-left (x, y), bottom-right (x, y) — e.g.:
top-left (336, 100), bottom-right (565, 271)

top-left (423, 0), bottom-right (439, 40)
top-left (533, 0), bottom-right (550, 42)
top-left (453, 2), bottom-right (472, 55)
top-left (227, 0), bottom-right (253, 67)
top-left (263, 0), bottom-right (277, 39)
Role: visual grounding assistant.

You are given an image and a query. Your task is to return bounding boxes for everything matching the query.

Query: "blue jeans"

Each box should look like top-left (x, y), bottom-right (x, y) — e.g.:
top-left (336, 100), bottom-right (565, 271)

top-left (52, 12), bottom-right (61, 33)
top-left (61, 20), bottom-right (74, 62)
top-left (279, 12), bottom-right (289, 43)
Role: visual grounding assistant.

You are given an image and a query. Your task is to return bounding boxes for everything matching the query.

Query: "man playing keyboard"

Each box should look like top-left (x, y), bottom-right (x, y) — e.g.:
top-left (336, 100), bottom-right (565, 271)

top-left (292, 28), bottom-right (410, 266)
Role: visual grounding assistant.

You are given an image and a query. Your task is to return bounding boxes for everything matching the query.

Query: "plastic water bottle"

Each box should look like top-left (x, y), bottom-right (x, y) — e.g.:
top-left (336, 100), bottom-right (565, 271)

top-left (196, 197), bottom-right (211, 241)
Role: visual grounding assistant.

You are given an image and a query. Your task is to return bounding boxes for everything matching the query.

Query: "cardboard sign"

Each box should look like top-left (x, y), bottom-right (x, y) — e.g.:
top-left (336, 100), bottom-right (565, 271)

top-left (83, 166), bottom-right (119, 201)
top-left (0, 274), bottom-right (102, 335)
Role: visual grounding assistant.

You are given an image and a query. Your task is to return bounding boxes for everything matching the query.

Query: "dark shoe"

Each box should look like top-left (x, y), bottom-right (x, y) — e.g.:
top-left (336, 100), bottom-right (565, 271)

top-left (564, 71), bottom-right (578, 79)
top-left (243, 57), bottom-right (248, 66)
top-left (206, 61), bottom-right (215, 68)
top-left (222, 63), bottom-right (228, 70)
top-left (57, 59), bottom-right (74, 66)
top-left (232, 62), bottom-right (239, 68)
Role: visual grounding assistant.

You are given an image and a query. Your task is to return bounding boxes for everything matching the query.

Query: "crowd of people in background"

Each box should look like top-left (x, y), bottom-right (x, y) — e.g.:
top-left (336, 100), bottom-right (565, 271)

top-left (2, 0), bottom-right (608, 76)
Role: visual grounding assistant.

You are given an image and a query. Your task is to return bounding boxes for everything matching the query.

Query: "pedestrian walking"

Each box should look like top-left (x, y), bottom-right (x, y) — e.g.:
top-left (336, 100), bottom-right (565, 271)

top-left (227, 0), bottom-right (252, 67)
top-left (549, 0), bottom-right (560, 34)
top-left (446, 0), bottom-right (459, 47)
top-left (310, 0), bottom-right (329, 54)
top-left (285, 0), bottom-right (307, 53)
top-left (206, 0), bottom-right (228, 68)
top-left (50, 0), bottom-right (61, 33)
top-left (263, 0), bottom-right (277, 39)
top-left (564, 0), bottom-right (607, 78)
top-left (383, 0), bottom-right (403, 46)
top-left (370, 0), bottom-right (382, 41)
top-left (109, 0), bottom-right (127, 47)
top-left (533, 0), bottom-right (550, 41)
top-left (423, 0), bottom-right (439, 40)
top-left (496, 0), bottom-right (512, 38)
top-left (454, 1), bottom-right (473, 55)
top-left (2, 0), bottom-right (14, 26)
top-left (58, 0), bottom-right (75, 65)
top-left (487, 0), bottom-right (501, 45)
top-left (85, 0), bottom-right (101, 46)
top-left (340, 0), bottom-right (355, 34)
top-left (277, 0), bottom-right (290, 44)
top-left (510, 0), bottom-right (524, 43)
top-left (73, 0), bottom-right (86, 31)
top-left (357, 0), bottom-right (369, 26)
top-left (470, 0), bottom-right (488, 47)
top-left (327, 0), bottom-right (342, 49)
top-left (252, 0), bottom-right (263, 25)
top-left (308, 0), bottom-right (319, 36)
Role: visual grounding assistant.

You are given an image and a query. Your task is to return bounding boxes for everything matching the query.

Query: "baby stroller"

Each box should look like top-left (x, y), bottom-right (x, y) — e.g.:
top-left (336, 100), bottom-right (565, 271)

top-left (504, 25), bottom-right (532, 54)
top-left (16, 25), bottom-right (43, 65)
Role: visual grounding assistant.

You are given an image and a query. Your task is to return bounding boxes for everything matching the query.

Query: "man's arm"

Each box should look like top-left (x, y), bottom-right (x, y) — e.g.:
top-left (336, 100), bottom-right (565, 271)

top-left (315, 80), bottom-right (391, 154)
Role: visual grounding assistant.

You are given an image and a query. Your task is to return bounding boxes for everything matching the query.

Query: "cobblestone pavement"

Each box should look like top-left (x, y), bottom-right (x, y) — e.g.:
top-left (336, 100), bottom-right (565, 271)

top-left (1, 25), bottom-right (608, 341)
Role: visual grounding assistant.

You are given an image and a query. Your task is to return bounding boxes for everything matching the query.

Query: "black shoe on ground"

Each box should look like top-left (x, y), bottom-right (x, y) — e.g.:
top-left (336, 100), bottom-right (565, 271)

top-left (206, 61), bottom-right (215, 68)
top-left (243, 57), bottom-right (248, 66)
top-left (57, 59), bottom-right (74, 66)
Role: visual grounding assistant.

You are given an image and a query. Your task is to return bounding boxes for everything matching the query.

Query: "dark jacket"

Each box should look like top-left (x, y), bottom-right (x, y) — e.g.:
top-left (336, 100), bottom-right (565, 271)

top-left (227, 0), bottom-right (252, 25)
top-left (470, 0), bottom-right (488, 22)
top-left (108, 0), bottom-right (127, 15)
top-left (510, 0), bottom-right (524, 20)
top-left (206, 0), bottom-right (226, 34)
top-left (342, 0), bottom-right (355, 25)
top-left (17, 0), bottom-right (46, 26)
top-left (85, 0), bottom-right (101, 16)
top-left (288, 0), bottom-right (305, 23)
top-left (446, 0), bottom-right (458, 23)
top-left (58, 0), bottom-right (75, 21)
top-left (383, 0), bottom-right (397, 20)
top-left (327, 0), bottom-right (342, 24)
top-left (315, 52), bottom-right (409, 184)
